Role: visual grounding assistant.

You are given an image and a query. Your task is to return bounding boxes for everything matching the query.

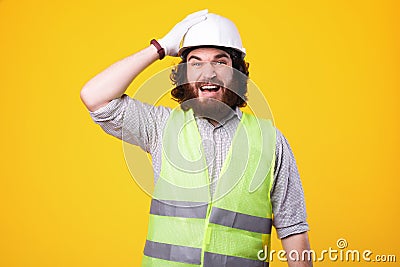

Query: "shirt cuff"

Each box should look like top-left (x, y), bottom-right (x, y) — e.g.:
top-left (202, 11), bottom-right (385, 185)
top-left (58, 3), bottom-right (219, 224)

top-left (275, 221), bottom-right (310, 239)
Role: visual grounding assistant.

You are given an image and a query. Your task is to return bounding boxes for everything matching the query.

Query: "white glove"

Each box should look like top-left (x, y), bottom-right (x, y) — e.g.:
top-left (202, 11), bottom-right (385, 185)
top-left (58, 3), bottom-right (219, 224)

top-left (158, 9), bottom-right (208, 57)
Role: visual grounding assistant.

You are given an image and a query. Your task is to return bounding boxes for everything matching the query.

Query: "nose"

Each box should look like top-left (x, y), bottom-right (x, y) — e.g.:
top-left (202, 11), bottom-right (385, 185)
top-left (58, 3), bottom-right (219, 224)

top-left (201, 62), bottom-right (217, 80)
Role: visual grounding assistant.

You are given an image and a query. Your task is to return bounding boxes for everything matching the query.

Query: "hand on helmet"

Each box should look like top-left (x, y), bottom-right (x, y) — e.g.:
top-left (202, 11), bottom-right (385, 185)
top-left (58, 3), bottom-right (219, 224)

top-left (158, 9), bottom-right (208, 57)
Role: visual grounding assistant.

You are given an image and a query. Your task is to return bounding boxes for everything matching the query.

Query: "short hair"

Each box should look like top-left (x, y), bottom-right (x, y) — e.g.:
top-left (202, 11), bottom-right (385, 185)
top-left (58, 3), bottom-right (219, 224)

top-left (170, 46), bottom-right (250, 108)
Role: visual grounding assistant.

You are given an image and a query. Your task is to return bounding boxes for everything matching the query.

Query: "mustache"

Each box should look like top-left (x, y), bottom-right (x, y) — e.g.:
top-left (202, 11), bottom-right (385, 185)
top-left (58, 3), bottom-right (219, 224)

top-left (194, 78), bottom-right (225, 89)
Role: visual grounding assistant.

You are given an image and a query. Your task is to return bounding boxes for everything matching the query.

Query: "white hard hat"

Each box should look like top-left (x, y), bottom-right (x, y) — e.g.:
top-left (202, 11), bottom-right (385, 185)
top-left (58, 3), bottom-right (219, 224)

top-left (179, 13), bottom-right (246, 58)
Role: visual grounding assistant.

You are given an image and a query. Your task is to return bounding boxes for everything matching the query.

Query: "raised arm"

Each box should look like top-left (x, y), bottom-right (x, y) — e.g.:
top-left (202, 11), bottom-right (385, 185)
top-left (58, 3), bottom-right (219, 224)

top-left (80, 46), bottom-right (158, 112)
top-left (80, 9), bottom-right (208, 112)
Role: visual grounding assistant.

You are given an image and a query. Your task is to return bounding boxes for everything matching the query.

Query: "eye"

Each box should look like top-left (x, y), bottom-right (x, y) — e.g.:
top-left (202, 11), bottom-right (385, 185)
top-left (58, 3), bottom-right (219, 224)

top-left (214, 61), bottom-right (227, 65)
top-left (190, 62), bottom-right (203, 67)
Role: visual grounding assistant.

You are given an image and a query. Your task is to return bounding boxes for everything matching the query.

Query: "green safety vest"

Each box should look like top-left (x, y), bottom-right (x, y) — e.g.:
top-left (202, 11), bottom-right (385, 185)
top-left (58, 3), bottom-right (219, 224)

top-left (141, 108), bottom-right (276, 267)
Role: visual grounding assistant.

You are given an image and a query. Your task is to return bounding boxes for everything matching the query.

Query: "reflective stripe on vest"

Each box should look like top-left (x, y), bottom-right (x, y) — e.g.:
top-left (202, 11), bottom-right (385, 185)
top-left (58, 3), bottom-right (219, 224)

top-left (142, 109), bottom-right (275, 267)
top-left (143, 242), bottom-right (270, 267)
top-left (150, 199), bottom-right (208, 218)
top-left (209, 207), bottom-right (272, 234)
top-left (144, 240), bottom-right (202, 265)
top-left (149, 200), bottom-right (272, 233)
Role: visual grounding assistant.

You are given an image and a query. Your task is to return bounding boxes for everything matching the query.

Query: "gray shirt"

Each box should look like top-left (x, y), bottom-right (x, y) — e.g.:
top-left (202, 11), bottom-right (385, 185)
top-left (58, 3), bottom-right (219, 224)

top-left (89, 94), bottom-right (309, 239)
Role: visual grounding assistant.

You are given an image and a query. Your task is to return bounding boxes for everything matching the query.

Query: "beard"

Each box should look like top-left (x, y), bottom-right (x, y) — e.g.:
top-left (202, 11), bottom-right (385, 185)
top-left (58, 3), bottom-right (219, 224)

top-left (180, 77), bottom-right (243, 124)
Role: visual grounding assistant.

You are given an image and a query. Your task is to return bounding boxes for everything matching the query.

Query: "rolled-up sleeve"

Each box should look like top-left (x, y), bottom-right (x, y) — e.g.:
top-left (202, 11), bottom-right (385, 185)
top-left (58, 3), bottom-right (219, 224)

top-left (89, 95), bottom-right (130, 140)
top-left (89, 94), bottom-right (171, 153)
top-left (271, 128), bottom-right (310, 239)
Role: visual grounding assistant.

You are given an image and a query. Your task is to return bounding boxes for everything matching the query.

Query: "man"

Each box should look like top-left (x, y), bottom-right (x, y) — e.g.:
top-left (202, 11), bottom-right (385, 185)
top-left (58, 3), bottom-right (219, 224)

top-left (81, 10), bottom-right (312, 267)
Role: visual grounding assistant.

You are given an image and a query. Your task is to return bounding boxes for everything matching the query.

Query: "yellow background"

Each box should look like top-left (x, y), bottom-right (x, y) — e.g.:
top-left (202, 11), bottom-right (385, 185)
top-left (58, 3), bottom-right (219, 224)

top-left (1, 0), bottom-right (399, 266)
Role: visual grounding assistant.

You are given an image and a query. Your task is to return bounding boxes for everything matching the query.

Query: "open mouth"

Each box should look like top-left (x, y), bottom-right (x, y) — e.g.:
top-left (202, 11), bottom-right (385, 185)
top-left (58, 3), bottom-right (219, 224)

top-left (199, 84), bottom-right (221, 92)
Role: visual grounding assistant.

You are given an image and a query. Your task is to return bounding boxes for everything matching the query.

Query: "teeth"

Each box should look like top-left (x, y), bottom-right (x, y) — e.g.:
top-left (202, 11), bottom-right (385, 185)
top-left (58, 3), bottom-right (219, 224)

top-left (200, 85), bottom-right (219, 90)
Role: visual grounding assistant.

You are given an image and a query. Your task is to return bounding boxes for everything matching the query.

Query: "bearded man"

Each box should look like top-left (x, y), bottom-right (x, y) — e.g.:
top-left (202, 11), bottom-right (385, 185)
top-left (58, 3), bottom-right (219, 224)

top-left (81, 10), bottom-right (312, 267)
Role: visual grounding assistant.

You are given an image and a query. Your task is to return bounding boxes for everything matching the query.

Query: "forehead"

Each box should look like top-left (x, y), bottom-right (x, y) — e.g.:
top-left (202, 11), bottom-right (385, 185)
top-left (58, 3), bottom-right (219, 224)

top-left (186, 47), bottom-right (231, 61)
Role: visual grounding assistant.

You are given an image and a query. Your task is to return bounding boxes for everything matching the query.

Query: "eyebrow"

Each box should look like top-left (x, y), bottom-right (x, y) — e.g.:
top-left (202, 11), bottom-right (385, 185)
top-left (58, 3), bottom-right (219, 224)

top-left (214, 53), bottom-right (230, 60)
top-left (187, 53), bottom-right (230, 61)
top-left (187, 55), bottom-right (202, 61)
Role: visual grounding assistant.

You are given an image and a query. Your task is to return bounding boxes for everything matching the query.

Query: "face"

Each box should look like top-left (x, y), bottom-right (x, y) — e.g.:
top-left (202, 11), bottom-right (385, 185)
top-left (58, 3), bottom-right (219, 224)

top-left (186, 47), bottom-right (234, 105)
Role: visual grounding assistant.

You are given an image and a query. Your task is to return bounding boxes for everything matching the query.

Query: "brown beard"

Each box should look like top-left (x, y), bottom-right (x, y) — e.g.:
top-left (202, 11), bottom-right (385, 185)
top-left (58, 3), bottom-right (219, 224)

top-left (179, 79), bottom-right (242, 123)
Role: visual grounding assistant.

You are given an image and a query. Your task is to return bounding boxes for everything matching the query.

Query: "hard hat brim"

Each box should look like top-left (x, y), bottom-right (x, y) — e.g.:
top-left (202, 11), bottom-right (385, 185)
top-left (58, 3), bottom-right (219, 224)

top-left (179, 45), bottom-right (246, 59)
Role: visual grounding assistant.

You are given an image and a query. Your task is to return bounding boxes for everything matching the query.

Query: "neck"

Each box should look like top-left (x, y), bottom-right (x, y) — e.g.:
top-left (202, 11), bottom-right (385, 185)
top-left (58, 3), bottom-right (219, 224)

top-left (207, 119), bottom-right (220, 127)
